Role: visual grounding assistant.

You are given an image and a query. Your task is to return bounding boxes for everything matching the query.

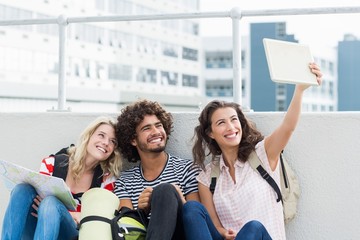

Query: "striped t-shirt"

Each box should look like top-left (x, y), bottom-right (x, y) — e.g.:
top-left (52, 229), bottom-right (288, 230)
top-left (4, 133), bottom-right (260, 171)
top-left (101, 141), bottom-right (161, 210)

top-left (114, 153), bottom-right (199, 209)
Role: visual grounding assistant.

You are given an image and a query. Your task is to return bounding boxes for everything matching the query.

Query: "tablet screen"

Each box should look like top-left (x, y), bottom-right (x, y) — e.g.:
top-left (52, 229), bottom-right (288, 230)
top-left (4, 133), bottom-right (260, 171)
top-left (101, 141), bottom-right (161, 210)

top-left (263, 38), bottom-right (318, 85)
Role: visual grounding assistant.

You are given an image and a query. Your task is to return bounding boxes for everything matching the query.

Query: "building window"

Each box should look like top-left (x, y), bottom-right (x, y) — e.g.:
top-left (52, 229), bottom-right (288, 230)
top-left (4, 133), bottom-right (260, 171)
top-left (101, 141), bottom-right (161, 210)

top-left (109, 30), bottom-right (132, 49)
top-left (276, 22), bottom-right (286, 38)
top-left (108, 0), bottom-right (132, 14)
top-left (321, 59), bottom-right (326, 69)
top-left (108, 64), bottom-right (132, 81)
top-left (276, 83), bottom-right (287, 111)
top-left (74, 24), bottom-right (105, 45)
top-left (161, 71), bottom-right (178, 86)
top-left (329, 61), bottom-right (334, 74)
top-left (182, 47), bottom-right (198, 61)
top-left (47, 54), bottom-right (58, 74)
top-left (182, 74), bottom-right (198, 87)
top-left (183, 0), bottom-right (199, 9)
top-left (276, 84), bottom-right (286, 96)
top-left (183, 20), bottom-right (199, 35)
top-left (276, 99), bottom-right (286, 111)
top-left (134, 4), bottom-right (157, 15)
top-left (137, 68), bottom-right (157, 83)
top-left (241, 50), bottom-right (246, 68)
top-left (36, 14), bottom-right (58, 36)
top-left (96, 62), bottom-right (106, 79)
top-left (241, 79), bottom-right (245, 96)
top-left (162, 42), bottom-right (178, 58)
top-left (205, 52), bottom-right (232, 69)
top-left (206, 82), bottom-right (233, 97)
top-left (162, 19), bottom-right (179, 32)
top-left (329, 81), bottom-right (334, 97)
top-left (136, 37), bottom-right (158, 55)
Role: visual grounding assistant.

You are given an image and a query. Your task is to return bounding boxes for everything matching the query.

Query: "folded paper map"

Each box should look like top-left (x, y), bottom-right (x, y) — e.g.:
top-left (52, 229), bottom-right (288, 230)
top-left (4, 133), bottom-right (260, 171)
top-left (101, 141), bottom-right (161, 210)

top-left (0, 159), bottom-right (76, 210)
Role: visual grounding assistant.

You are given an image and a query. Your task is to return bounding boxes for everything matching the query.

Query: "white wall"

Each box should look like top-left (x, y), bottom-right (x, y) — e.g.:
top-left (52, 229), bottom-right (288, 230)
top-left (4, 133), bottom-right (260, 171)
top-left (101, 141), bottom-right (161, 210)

top-left (0, 112), bottom-right (359, 239)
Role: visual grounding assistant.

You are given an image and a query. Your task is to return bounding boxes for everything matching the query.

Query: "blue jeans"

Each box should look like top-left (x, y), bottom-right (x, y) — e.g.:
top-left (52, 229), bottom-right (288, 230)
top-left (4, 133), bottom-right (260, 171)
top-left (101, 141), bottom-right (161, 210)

top-left (183, 201), bottom-right (272, 240)
top-left (1, 183), bottom-right (78, 240)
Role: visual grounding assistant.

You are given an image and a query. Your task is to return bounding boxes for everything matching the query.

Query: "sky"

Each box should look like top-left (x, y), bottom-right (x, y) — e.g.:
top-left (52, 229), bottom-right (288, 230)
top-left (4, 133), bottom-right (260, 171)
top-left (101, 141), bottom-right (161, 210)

top-left (199, 0), bottom-right (360, 48)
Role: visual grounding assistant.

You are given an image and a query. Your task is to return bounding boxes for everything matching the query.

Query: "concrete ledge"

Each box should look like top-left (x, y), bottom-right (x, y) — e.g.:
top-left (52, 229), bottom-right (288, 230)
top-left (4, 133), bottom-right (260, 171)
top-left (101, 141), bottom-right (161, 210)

top-left (0, 112), bottom-right (359, 239)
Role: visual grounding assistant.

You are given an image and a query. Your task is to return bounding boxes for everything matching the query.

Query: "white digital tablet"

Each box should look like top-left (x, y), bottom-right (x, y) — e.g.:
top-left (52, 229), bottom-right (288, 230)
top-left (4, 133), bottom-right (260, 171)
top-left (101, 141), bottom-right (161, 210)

top-left (263, 38), bottom-right (318, 85)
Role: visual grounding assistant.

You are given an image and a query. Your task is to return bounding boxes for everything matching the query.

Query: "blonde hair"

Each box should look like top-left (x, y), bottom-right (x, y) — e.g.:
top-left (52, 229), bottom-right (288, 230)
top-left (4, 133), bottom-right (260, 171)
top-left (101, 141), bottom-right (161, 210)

top-left (67, 116), bottom-right (122, 182)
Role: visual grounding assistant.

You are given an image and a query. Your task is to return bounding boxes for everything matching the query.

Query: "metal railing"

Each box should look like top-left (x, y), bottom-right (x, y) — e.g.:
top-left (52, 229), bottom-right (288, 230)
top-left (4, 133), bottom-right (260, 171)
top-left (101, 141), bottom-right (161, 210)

top-left (1, 6), bottom-right (360, 110)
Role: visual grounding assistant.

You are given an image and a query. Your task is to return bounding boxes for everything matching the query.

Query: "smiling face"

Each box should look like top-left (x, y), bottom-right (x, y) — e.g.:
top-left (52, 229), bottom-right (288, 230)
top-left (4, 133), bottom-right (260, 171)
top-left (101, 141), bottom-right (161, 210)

top-left (209, 107), bottom-right (242, 151)
top-left (131, 114), bottom-right (167, 155)
top-left (86, 123), bottom-right (117, 162)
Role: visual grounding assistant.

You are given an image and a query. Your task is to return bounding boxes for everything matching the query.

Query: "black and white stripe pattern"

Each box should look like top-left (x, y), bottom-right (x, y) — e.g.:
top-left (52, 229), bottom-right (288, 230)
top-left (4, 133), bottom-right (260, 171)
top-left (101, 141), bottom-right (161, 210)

top-left (114, 153), bottom-right (199, 209)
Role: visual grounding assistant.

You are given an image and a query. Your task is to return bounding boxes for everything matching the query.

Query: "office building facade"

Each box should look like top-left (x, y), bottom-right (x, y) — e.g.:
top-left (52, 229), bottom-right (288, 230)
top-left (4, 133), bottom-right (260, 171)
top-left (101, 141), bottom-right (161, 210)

top-left (338, 34), bottom-right (360, 111)
top-left (0, 0), bottom-right (204, 112)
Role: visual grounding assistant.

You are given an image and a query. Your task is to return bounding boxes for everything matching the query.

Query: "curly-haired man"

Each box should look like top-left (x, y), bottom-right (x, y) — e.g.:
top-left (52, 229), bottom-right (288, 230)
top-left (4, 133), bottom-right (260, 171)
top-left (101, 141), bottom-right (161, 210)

top-left (114, 99), bottom-right (200, 240)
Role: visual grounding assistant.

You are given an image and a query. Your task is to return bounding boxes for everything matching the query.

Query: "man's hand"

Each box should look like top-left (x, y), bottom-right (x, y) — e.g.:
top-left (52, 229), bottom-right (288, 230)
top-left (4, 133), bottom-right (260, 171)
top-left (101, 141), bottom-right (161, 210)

top-left (171, 184), bottom-right (186, 204)
top-left (138, 187), bottom-right (153, 213)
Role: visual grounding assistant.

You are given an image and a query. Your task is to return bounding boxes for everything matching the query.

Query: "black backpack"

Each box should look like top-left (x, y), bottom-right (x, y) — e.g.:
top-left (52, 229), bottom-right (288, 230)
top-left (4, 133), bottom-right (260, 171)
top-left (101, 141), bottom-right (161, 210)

top-left (79, 206), bottom-right (148, 240)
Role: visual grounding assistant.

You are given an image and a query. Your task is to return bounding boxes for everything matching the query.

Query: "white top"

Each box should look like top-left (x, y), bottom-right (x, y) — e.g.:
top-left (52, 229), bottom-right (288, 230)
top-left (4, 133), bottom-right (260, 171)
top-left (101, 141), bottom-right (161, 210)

top-left (197, 140), bottom-right (286, 240)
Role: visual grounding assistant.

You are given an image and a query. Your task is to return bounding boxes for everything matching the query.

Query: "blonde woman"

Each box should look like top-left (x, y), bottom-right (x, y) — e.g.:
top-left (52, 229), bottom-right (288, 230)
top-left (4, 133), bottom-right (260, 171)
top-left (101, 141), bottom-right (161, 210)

top-left (2, 116), bottom-right (122, 240)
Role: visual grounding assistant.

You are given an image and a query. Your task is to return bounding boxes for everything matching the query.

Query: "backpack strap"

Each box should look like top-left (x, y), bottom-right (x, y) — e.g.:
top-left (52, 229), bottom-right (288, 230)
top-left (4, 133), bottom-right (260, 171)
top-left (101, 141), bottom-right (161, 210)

top-left (209, 161), bottom-right (220, 194)
top-left (52, 154), bottom-right (69, 180)
top-left (209, 152), bottom-right (286, 201)
top-left (248, 151), bottom-right (283, 203)
top-left (279, 151), bottom-right (289, 189)
top-left (54, 144), bottom-right (74, 155)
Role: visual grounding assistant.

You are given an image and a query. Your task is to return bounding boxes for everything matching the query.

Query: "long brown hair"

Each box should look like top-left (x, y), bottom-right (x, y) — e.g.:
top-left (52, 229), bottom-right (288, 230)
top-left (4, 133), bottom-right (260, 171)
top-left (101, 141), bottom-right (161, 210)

top-left (192, 100), bottom-right (264, 170)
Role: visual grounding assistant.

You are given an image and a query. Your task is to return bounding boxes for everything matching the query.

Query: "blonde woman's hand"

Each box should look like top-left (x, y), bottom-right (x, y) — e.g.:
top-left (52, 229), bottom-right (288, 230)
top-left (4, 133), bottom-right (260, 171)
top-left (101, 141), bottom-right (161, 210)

top-left (30, 195), bottom-right (43, 218)
top-left (70, 211), bottom-right (81, 225)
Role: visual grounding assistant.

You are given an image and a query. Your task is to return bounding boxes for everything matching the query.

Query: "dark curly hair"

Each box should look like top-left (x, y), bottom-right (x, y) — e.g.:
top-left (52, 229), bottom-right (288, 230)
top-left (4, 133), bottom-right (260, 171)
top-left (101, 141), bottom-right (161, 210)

top-left (116, 99), bottom-right (173, 163)
top-left (192, 100), bottom-right (264, 170)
